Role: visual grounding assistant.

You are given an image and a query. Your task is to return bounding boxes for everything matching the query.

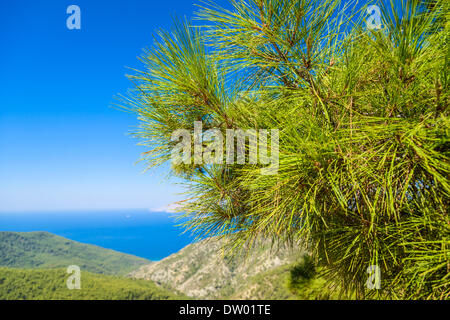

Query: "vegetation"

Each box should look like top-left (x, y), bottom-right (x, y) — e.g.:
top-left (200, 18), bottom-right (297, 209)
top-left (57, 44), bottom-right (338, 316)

top-left (227, 264), bottom-right (299, 300)
top-left (124, 0), bottom-right (449, 299)
top-left (0, 232), bottom-right (150, 275)
top-left (130, 236), bottom-right (303, 299)
top-left (287, 255), bottom-right (342, 299)
top-left (0, 267), bottom-right (183, 300)
top-left (224, 261), bottom-right (327, 300)
top-left (0, 231), bottom-right (323, 300)
top-left (131, 236), bottom-right (331, 300)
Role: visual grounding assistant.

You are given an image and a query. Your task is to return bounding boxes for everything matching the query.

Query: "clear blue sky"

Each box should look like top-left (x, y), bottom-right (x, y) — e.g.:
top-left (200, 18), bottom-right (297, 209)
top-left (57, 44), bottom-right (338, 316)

top-left (0, 0), bottom-right (231, 213)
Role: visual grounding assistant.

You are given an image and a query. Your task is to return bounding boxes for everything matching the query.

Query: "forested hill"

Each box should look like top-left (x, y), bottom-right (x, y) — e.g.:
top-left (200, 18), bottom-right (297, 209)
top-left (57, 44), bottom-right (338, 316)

top-left (0, 268), bottom-right (184, 300)
top-left (0, 231), bottom-right (150, 275)
top-left (0, 231), bottom-right (333, 300)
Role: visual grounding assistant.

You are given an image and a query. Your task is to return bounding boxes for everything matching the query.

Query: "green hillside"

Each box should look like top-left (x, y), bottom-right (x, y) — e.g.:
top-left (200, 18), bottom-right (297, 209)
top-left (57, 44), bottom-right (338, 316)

top-left (0, 232), bottom-right (150, 275)
top-left (0, 267), bottom-right (184, 300)
top-left (0, 231), bottom-right (335, 300)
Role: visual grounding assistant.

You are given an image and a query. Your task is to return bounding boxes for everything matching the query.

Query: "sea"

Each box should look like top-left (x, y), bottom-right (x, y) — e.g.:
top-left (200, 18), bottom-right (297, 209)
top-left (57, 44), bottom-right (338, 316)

top-left (0, 210), bottom-right (194, 261)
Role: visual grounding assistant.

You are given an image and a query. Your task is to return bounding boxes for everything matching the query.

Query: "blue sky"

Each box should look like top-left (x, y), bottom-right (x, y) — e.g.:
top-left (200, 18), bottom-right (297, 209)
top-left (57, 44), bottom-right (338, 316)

top-left (0, 0), bottom-right (231, 213)
top-left (0, 0), bottom-right (378, 213)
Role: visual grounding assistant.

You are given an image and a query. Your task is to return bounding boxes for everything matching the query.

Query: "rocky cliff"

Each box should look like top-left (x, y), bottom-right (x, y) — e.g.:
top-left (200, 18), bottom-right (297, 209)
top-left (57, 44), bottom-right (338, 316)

top-left (129, 237), bottom-right (304, 299)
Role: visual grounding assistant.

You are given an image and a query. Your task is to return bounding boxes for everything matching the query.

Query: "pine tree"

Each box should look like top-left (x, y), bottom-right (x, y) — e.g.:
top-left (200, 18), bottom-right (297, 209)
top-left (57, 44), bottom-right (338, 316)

top-left (123, 0), bottom-right (449, 299)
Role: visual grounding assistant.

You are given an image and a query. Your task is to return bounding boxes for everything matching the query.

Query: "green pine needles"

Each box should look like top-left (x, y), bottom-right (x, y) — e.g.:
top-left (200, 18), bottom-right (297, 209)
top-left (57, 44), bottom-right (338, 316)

top-left (122, 0), bottom-right (449, 299)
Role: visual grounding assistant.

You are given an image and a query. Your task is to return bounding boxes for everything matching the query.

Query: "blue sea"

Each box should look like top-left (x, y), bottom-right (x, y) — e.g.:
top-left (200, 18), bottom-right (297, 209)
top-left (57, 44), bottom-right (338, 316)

top-left (0, 210), bottom-right (193, 261)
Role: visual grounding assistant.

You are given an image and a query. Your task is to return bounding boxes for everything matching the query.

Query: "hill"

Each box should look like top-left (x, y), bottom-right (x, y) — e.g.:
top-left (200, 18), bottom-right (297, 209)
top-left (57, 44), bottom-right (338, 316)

top-left (0, 267), bottom-right (184, 300)
top-left (0, 231), bottom-right (336, 300)
top-left (0, 231), bottom-right (150, 275)
top-left (130, 237), bottom-right (315, 299)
